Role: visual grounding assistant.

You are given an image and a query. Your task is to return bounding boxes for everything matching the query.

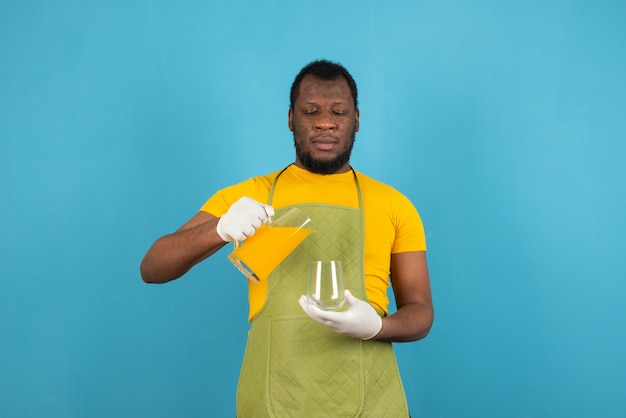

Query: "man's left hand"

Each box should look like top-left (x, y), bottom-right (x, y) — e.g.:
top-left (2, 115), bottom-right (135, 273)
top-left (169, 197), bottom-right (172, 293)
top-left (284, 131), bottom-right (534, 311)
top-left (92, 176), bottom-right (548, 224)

top-left (298, 290), bottom-right (382, 340)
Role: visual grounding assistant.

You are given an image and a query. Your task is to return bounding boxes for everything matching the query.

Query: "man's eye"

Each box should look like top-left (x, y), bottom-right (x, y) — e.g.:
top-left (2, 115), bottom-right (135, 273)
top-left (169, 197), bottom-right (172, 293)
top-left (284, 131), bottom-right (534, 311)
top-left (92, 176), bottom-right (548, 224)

top-left (333, 110), bottom-right (347, 116)
top-left (304, 110), bottom-right (317, 115)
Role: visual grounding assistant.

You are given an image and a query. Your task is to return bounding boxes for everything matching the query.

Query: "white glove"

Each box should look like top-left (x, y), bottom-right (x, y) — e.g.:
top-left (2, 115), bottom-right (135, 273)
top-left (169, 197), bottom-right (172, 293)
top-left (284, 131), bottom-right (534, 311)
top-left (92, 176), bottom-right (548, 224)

top-left (298, 289), bottom-right (383, 340)
top-left (216, 197), bottom-right (275, 242)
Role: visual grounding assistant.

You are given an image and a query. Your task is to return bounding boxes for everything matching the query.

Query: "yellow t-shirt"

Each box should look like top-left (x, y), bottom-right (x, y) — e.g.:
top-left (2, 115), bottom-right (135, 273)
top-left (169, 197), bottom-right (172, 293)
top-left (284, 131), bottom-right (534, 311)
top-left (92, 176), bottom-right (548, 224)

top-left (200, 165), bottom-right (426, 320)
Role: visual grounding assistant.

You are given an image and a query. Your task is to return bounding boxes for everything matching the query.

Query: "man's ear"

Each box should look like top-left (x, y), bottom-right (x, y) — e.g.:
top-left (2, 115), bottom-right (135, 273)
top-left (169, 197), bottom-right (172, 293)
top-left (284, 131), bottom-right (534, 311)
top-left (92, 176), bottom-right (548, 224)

top-left (288, 108), bottom-right (294, 131)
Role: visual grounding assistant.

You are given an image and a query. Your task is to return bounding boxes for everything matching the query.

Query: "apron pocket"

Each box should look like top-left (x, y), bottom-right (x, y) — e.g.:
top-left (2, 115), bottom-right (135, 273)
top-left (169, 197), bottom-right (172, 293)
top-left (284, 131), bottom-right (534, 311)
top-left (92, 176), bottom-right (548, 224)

top-left (268, 316), bottom-right (363, 417)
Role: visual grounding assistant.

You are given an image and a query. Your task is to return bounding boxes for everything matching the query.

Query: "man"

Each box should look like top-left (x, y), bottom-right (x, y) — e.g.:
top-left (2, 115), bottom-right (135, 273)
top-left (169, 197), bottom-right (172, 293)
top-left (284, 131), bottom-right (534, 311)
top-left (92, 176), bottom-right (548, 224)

top-left (141, 59), bottom-right (433, 417)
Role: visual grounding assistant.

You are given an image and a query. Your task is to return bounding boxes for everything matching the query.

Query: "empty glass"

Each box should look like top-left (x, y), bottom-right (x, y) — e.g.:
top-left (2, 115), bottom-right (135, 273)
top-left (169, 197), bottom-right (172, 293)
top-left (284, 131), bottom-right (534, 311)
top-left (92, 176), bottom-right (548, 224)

top-left (306, 260), bottom-right (345, 310)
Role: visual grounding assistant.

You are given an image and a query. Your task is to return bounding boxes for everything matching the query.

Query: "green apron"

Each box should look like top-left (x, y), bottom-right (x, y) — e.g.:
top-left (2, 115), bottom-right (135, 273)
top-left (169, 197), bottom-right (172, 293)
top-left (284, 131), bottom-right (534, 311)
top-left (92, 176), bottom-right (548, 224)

top-left (236, 168), bottom-right (409, 417)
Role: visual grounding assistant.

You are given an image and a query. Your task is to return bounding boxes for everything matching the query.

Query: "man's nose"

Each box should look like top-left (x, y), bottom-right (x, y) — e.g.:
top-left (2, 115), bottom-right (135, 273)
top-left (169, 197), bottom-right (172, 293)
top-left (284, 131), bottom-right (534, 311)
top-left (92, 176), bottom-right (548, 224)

top-left (314, 111), bottom-right (337, 130)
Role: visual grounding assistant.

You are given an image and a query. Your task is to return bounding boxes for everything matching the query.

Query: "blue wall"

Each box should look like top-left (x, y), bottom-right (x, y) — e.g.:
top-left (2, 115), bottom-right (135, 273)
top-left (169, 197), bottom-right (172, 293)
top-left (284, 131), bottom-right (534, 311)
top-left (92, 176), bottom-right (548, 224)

top-left (2, 1), bottom-right (625, 416)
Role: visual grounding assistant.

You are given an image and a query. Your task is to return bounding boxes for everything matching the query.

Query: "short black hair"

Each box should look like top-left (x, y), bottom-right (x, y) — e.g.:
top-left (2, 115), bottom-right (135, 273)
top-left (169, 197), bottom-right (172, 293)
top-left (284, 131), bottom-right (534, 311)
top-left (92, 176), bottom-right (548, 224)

top-left (289, 59), bottom-right (358, 110)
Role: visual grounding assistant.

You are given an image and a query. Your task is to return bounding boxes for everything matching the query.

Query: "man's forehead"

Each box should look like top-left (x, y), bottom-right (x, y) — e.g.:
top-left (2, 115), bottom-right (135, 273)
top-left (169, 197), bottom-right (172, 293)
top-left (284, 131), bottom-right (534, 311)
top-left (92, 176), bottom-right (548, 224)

top-left (297, 75), bottom-right (353, 101)
top-left (300, 74), bottom-right (349, 87)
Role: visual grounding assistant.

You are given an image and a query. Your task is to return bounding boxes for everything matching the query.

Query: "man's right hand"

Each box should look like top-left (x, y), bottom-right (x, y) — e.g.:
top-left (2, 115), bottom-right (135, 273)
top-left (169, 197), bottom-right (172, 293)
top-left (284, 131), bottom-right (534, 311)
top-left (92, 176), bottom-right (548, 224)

top-left (216, 197), bottom-right (275, 242)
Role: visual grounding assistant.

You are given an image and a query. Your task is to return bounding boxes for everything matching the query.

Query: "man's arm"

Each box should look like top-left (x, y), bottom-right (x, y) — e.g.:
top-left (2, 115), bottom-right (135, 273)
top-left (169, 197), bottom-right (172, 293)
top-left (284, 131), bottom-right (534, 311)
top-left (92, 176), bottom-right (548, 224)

top-left (374, 251), bottom-right (433, 342)
top-left (298, 250), bottom-right (433, 343)
top-left (140, 211), bottom-right (227, 284)
top-left (140, 197), bottom-right (275, 284)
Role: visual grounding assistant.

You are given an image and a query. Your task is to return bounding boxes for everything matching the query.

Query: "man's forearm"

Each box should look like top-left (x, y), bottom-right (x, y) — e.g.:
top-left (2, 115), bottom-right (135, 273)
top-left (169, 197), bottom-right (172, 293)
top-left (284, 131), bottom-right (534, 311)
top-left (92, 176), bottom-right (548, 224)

top-left (374, 302), bottom-right (434, 343)
top-left (140, 217), bottom-right (226, 283)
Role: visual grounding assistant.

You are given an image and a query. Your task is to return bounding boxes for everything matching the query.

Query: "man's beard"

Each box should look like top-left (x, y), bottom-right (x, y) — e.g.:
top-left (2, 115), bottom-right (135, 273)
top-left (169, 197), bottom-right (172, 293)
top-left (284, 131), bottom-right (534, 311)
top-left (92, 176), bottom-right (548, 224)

top-left (294, 133), bottom-right (356, 175)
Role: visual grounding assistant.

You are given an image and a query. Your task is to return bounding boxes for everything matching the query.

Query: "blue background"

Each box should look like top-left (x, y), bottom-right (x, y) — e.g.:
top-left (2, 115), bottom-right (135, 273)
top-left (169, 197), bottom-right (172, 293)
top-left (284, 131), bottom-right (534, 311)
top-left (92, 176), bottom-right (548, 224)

top-left (2, 1), bottom-right (625, 416)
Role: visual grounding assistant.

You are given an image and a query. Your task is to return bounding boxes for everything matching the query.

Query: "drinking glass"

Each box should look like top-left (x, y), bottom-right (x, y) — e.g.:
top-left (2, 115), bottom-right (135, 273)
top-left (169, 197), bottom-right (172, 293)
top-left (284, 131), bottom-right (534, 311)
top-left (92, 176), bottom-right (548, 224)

top-left (306, 260), bottom-right (345, 310)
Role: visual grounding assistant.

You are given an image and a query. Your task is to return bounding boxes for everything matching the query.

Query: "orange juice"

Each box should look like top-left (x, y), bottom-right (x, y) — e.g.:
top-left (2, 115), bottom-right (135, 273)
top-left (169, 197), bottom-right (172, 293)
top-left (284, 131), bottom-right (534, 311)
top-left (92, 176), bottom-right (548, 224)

top-left (228, 226), bottom-right (313, 282)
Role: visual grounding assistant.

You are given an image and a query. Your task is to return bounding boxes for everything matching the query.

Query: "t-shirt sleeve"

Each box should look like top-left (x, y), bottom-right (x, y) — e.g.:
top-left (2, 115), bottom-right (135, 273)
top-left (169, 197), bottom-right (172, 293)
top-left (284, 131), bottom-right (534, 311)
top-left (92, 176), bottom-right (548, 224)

top-left (390, 190), bottom-right (427, 253)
